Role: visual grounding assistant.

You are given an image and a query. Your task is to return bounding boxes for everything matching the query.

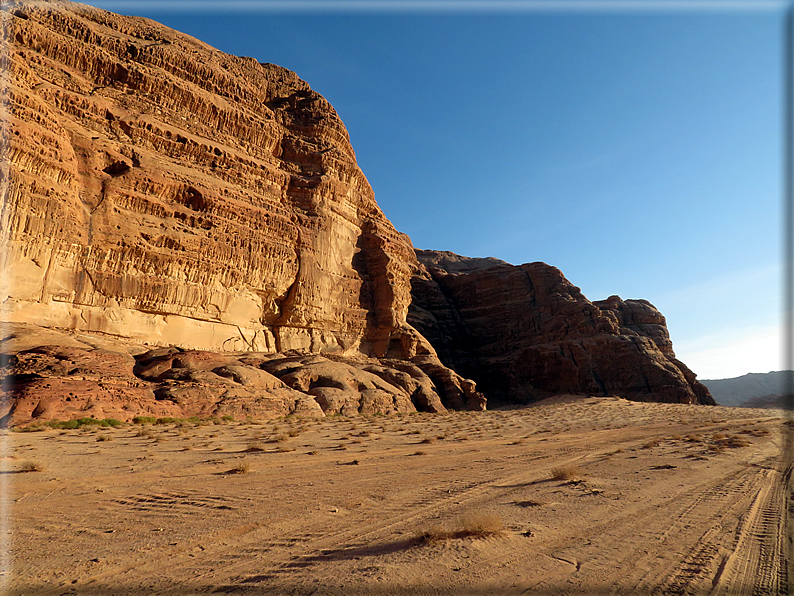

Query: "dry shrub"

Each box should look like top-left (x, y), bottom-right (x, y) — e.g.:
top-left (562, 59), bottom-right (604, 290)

top-left (18, 461), bottom-right (42, 473)
top-left (227, 461), bottom-right (250, 474)
top-left (459, 512), bottom-right (504, 537)
top-left (416, 513), bottom-right (504, 545)
top-left (550, 465), bottom-right (582, 481)
top-left (714, 435), bottom-right (752, 449)
top-left (245, 441), bottom-right (266, 452)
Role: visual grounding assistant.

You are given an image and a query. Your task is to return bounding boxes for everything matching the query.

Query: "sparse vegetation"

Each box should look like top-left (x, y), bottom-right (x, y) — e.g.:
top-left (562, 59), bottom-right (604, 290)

top-left (227, 460), bottom-right (250, 474)
top-left (132, 416), bottom-right (157, 425)
top-left (713, 434), bottom-right (752, 449)
top-left (459, 512), bottom-right (504, 536)
top-left (18, 461), bottom-right (42, 473)
top-left (415, 513), bottom-right (504, 545)
top-left (17, 418), bottom-right (125, 431)
top-left (550, 465), bottom-right (583, 481)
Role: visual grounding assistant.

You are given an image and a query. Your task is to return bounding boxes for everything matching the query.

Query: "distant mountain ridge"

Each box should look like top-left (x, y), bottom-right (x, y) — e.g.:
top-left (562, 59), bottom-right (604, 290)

top-left (701, 371), bottom-right (793, 408)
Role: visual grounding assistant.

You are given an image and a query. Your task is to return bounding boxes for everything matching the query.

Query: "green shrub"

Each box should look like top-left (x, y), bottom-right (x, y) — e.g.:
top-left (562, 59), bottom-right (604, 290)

top-left (155, 417), bottom-right (179, 425)
top-left (132, 416), bottom-right (157, 425)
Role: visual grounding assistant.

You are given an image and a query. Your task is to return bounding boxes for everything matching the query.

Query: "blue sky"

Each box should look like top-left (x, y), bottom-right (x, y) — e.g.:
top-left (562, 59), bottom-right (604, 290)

top-left (81, 0), bottom-right (786, 380)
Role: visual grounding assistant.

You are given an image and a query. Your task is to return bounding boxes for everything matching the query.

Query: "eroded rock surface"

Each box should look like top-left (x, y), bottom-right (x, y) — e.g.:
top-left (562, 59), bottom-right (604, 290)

top-left (2, 0), bottom-right (416, 357)
top-left (1, 0), bottom-right (712, 424)
top-left (409, 250), bottom-right (715, 406)
top-left (0, 323), bottom-right (487, 426)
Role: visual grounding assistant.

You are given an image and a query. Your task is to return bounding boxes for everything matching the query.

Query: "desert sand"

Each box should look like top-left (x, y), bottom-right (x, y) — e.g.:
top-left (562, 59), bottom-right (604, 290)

top-left (3, 398), bottom-right (790, 595)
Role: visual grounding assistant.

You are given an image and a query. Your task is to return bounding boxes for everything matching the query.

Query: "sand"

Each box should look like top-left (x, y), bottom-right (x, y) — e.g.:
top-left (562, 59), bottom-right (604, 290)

top-left (3, 396), bottom-right (790, 595)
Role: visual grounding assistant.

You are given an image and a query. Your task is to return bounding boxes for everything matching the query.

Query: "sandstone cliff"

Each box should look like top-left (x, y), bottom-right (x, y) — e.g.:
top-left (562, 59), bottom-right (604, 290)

top-left (1, 1), bottom-right (711, 425)
top-left (3, 0), bottom-right (420, 357)
top-left (0, 0), bottom-right (485, 424)
top-left (409, 250), bottom-right (715, 406)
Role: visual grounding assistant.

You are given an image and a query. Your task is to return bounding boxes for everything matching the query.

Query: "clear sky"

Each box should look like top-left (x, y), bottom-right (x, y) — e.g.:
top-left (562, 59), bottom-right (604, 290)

top-left (80, 0), bottom-right (786, 381)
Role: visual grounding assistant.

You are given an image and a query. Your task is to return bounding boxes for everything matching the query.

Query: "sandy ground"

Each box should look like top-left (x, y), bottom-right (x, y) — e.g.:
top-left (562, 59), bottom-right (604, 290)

top-left (3, 396), bottom-right (791, 595)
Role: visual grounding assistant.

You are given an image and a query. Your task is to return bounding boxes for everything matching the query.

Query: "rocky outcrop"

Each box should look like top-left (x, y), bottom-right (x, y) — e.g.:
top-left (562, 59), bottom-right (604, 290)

top-left (0, 323), bottom-right (483, 426)
top-left (409, 250), bottom-right (715, 406)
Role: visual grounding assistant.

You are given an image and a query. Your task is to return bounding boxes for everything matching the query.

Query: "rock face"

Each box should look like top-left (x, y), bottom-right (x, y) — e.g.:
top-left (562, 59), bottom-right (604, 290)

top-left (409, 251), bottom-right (715, 406)
top-left (3, 0), bottom-right (419, 357)
top-left (1, 1), bottom-right (711, 425)
top-left (0, 0), bottom-right (486, 424)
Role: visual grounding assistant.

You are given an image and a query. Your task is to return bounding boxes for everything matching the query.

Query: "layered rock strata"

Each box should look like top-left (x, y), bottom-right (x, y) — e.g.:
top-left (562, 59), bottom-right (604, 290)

top-left (2, 0), bottom-right (417, 357)
top-left (0, 1), bottom-right (712, 424)
top-left (409, 250), bottom-right (715, 406)
top-left (0, 0), bottom-right (486, 424)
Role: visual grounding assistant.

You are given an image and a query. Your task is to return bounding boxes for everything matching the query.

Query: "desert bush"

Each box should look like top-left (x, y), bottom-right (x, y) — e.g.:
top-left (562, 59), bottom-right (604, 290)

top-left (550, 465), bottom-right (582, 481)
top-left (18, 461), bottom-right (42, 473)
top-left (228, 460), bottom-right (250, 474)
top-left (459, 512), bottom-right (504, 537)
top-left (714, 435), bottom-right (752, 449)
top-left (155, 417), bottom-right (179, 425)
top-left (43, 418), bottom-right (123, 430)
top-left (416, 513), bottom-right (504, 545)
top-left (96, 435), bottom-right (111, 442)
top-left (132, 416), bottom-right (157, 425)
top-left (14, 423), bottom-right (49, 432)
top-left (221, 415), bottom-right (234, 422)
top-left (245, 441), bottom-right (266, 452)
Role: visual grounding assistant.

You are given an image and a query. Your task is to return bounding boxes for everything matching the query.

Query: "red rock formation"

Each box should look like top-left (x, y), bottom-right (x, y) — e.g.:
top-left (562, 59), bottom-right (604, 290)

top-left (0, 323), bottom-right (484, 426)
top-left (0, 0), bottom-right (486, 425)
top-left (409, 251), bottom-right (715, 405)
top-left (0, 0), bottom-right (712, 425)
top-left (2, 0), bottom-right (415, 356)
